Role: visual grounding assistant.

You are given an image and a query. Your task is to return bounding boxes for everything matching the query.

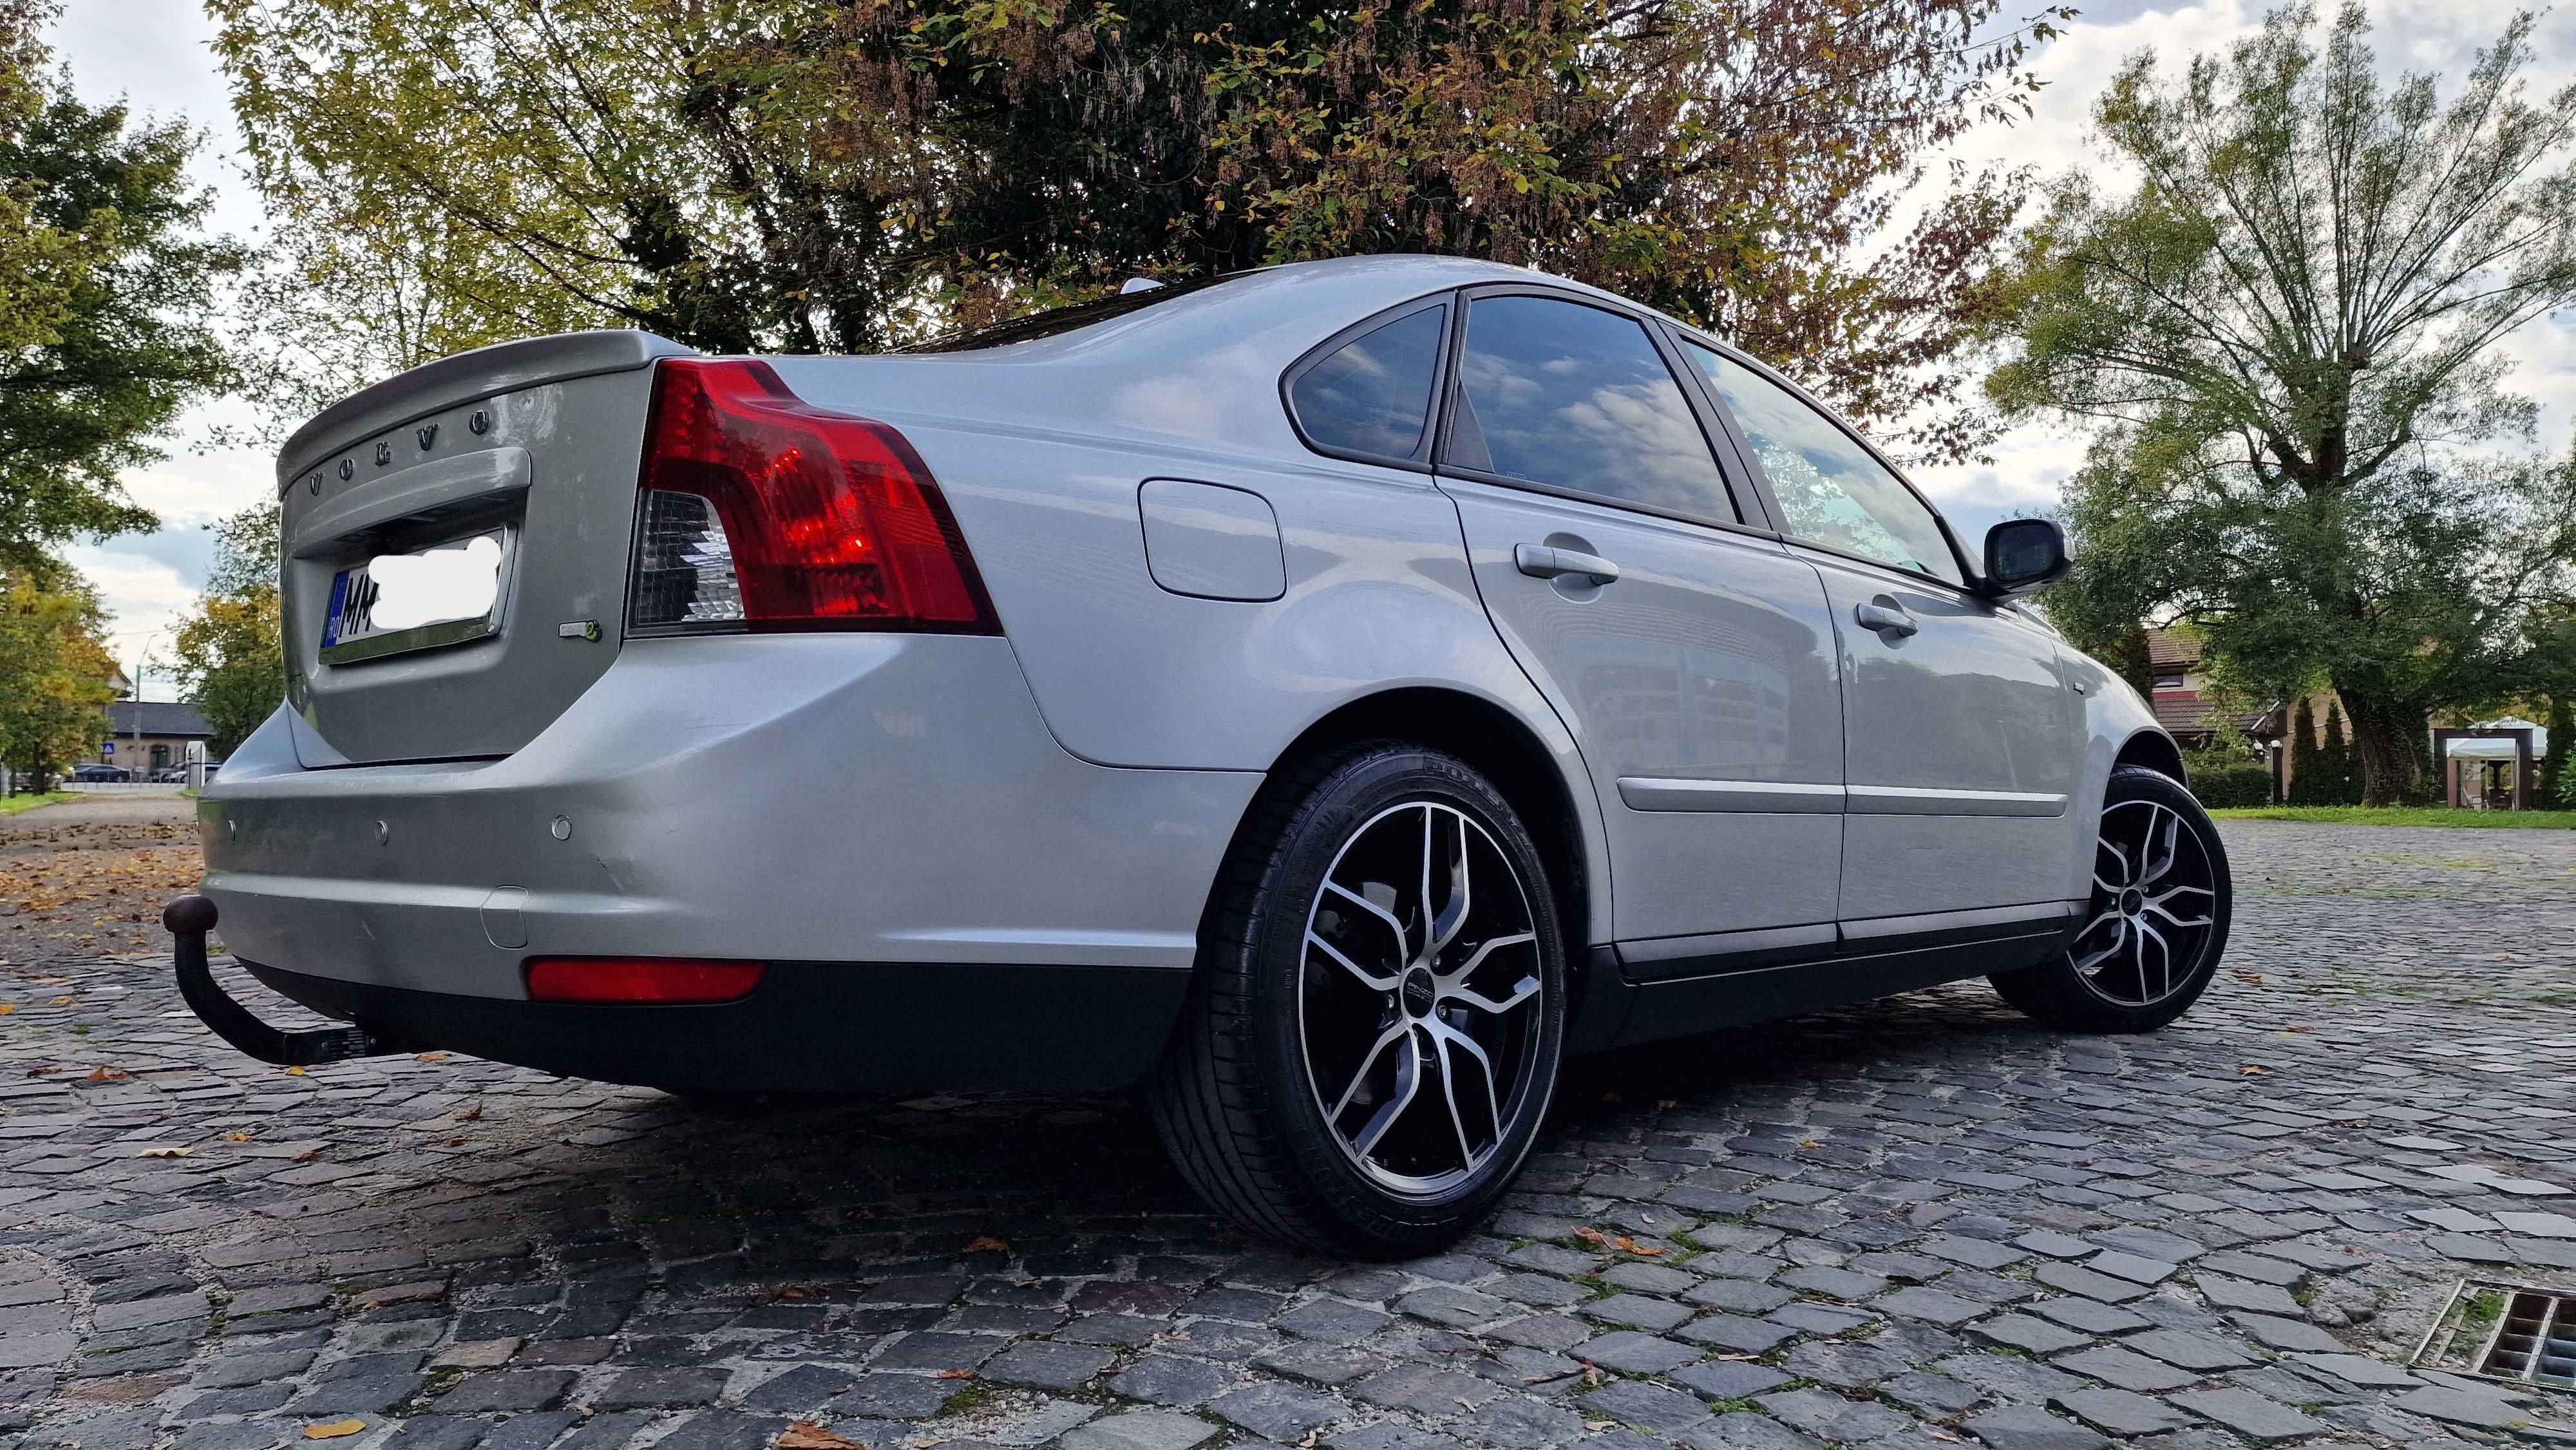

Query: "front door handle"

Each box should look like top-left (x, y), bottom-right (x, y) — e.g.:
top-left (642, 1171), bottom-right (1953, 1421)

top-left (1855, 599), bottom-right (1918, 637)
top-left (1514, 543), bottom-right (1621, 586)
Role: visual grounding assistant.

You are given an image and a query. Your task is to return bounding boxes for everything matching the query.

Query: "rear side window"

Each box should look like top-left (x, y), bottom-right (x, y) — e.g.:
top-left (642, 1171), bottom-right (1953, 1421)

top-left (1289, 306), bottom-right (1446, 460)
top-left (1685, 343), bottom-right (1963, 585)
top-left (1446, 296), bottom-right (1734, 520)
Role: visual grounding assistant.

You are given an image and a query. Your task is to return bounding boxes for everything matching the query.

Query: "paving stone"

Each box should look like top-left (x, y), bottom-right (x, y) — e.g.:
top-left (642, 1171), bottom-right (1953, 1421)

top-left (438, 1370), bottom-right (580, 1413)
top-left (2167, 1388), bottom-right (2325, 1442)
top-left (2081, 1252), bottom-right (2177, 1286)
top-left (1960, 1405), bottom-right (2107, 1450)
top-left (1355, 1365), bottom-right (1492, 1417)
top-left (2388, 1384), bottom-right (2539, 1430)
top-left (589, 1367), bottom-right (727, 1409)
top-left (2226, 1312), bottom-right (2344, 1353)
top-left (2047, 1387), bottom-right (2194, 1436)
top-left (1781, 1338), bottom-right (1914, 1388)
top-left (1571, 1331), bottom-right (1698, 1374)
top-left (2294, 1352), bottom-right (2417, 1389)
top-left (1752, 1388), bottom-right (1913, 1442)
top-left (1875, 1287), bottom-right (1985, 1325)
top-left (1580, 1379), bottom-right (1711, 1433)
top-left (1458, 1396), bottom-right (1586, 1449)
top-left (1211, 1381), bottom-right (1349, 1440)
top-left (2189, 1276), bottom-right (2302, 1317)
top-left (2026, 1299), bottom-right (2150, 1336)
top-left (1059, 1410), bottom-right (1221, 1450)
top-left (1397, 1287), bottom-right (1509, 1329)
top-left (1969, 1313), bottom-right (2089, 1356)
top-left (985, 1340), bottom-right (1115, 1390)
top-left (2052, 1346), bottom-right (2198, 1393)
top-left (1582, 1295), bottom-right (1692, 1333)
top-left (2123, 1330), bottom-right (2255, 1371)
top-left (1669, 1361), bottom-right (1792, 1403)
top-left (1775, 1266), bottom-right (1885, 1301)
top-left (1108, 1355), bottom-right (1235, 1408)
top-left (2032, 1265), bottom-right (2150, 1304)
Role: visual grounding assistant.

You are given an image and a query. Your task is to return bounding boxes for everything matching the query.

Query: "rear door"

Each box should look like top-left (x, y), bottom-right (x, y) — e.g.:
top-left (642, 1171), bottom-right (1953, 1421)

top-left (1434, 288), bottom-right (1846, 957)
top-left (1680, 341), bottom-right (2085, 924)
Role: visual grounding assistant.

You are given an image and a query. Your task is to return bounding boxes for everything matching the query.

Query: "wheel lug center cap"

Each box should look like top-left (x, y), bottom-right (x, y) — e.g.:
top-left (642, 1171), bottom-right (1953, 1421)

top-left (2119, 887), bottom-right (2145, 916)
top-left (1400, 966), bottom-right (1437, 1018)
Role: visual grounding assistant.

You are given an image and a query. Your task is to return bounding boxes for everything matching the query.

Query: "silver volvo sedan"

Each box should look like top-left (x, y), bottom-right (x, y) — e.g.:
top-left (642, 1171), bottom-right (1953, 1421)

top-left (175, 254), bottom-right (2233, 1255)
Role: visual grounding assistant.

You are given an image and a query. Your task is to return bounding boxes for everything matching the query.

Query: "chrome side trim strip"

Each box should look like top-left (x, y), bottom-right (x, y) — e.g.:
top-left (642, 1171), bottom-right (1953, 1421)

top-left (1616, 777), bottom-right (1846, 814)
top-left (1844, 784), bottom-right (2069, 818)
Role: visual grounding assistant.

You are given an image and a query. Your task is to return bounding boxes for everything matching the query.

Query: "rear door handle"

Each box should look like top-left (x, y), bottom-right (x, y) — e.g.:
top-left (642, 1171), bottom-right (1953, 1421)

top-left (1855, 599), bottom-right (1918, 637)
top-left (1514, 543), bottom-right (1621, 586)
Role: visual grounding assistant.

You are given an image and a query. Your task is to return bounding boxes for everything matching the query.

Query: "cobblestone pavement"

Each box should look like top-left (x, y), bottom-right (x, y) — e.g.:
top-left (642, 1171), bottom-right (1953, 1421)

top-left (3, 820), bottom-right (2575, 1450)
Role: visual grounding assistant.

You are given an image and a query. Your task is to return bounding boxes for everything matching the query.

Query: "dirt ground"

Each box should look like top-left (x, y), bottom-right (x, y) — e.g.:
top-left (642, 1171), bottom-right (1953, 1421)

top-left (0, 791), bottom-right (202, 962)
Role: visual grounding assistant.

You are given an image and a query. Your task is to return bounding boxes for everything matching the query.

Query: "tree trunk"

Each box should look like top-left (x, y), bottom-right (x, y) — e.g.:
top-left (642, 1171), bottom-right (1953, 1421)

top-left (2335, 686), bottom-right (2438, 805)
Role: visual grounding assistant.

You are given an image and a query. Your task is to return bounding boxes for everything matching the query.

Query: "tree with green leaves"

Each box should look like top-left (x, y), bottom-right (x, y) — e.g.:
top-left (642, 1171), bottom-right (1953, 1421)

top-left (212, 0), bottom-right (2067, 458)
top-left (169, 502), bottom-right (281, 757)
top-left (0, 563), bottom-right (118, 791)
top-left (1993, 1), bottom-right (2576, 804)
top-left (0, 0), bottom-right (242, 571)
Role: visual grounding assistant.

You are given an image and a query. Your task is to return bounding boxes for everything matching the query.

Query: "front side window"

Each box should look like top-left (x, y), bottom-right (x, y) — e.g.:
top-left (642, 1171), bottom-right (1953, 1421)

top-left (1446, 296), bottom-right (1736, 521)
top-left (1686, 343), bottom-right (1963, 585)
top-left (1290, 306), bottom-right (1446, 459)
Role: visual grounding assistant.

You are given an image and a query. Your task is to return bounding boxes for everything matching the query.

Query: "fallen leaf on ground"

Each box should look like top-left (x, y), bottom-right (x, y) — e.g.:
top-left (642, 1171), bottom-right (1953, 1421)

top-left (1611, 1236), bottom-right (1663, 1256)
top-left (777, 1425), bottom-right (864, 1450)
top-left (1572, 1227), bottom-right (1607, 1246)
top-left (303, 1422), bottom-right (366, 1440)
top-left (414, 1052), bottom-right (449, 1061)
top-left (225, 1133), bottom-right (252, 1142)
top-left (458, 1104), bottom-right (482, 1122)
top-left (935, 1369), bottom-right (974, 1380)
top-left (961, 1236), bottom-right (1010, 1255)
top-left (137, 1147), bottom-right (191, 1158)
top-left (2240, 1065), bottom-right (2269, 1075)
top-left (0, 1004), bottom-right (13, 1014)
top-left (83, 1066), bottom-right (126, 1082)
top-left (290, 1149), bottom-right (319, 1163)
top-left (2234, 972), bottom-right (2264, 984)
top-left (285, 1066), bottom-right (305, 1076)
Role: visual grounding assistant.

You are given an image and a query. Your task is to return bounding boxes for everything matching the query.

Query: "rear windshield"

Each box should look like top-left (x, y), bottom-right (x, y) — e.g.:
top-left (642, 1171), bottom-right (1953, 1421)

top-left (904, 274), bottom-right (1247, 353)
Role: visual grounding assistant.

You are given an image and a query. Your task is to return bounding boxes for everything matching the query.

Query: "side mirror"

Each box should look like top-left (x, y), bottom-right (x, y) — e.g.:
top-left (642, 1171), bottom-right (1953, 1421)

top-left (1984, 518), bottom-right (2069, 596)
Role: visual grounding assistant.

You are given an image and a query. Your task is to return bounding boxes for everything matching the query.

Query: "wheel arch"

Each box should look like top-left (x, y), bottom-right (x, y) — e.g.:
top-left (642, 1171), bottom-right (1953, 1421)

top-left (1231, 686), bottom-right (1603, 966)
top-left (2113, 729), bottom-right (2188, 786)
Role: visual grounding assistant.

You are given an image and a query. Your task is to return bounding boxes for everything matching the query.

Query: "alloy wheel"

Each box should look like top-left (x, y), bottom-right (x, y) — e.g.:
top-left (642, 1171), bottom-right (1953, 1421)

top-left (1298, 801), bottom-right (1548, 1195)
top-left (2067, 797), bottom-right (2221, 1007)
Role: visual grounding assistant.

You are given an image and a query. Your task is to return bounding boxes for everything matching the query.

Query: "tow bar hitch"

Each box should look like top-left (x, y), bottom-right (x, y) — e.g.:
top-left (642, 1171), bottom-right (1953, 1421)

top-left (164, 894), bottom-right (400, 1066)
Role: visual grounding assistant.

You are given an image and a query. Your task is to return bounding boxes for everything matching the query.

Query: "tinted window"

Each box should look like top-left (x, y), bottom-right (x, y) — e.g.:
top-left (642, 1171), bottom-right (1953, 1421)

top-left (1448, 296), bottom-right (1735, 520)
top-left (1290, 306), bottom-right (1445, 458)
top-left (1687, 344), bottom-right (1963, 585)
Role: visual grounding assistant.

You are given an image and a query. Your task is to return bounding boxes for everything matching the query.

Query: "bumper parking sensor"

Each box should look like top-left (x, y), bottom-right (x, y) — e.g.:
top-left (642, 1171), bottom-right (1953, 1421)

top-left (163, 894), bottom-right (404, 1067)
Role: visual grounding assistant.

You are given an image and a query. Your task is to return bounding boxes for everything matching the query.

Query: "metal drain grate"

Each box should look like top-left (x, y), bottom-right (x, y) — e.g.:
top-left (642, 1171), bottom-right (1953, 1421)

top-left (2414, 1279), bottom-right (2576, 1390)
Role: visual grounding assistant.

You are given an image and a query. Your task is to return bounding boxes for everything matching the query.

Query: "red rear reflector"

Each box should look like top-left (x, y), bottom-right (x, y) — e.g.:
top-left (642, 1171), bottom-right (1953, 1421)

top-left (524, 957), bottom-right (767, 1005)
top-left (631, 358), bottom-right (997, 633)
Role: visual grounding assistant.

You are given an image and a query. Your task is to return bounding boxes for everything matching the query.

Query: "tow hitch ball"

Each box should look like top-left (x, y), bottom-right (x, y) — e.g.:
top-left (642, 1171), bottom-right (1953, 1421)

top-left (162, 894), bottom-right (398, 1067)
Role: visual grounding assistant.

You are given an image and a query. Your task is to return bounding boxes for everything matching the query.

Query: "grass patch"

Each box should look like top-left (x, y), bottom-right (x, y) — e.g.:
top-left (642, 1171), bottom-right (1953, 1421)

top-left (2210, 805), bottom-right (2576, 829)
top-left (0, 791), bottom-right (73, 816)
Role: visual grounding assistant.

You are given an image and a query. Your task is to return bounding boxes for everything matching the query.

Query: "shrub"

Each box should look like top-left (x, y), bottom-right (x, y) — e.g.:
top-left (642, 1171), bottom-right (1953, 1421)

top-left (2183, 751), bottom-right (2274, 809)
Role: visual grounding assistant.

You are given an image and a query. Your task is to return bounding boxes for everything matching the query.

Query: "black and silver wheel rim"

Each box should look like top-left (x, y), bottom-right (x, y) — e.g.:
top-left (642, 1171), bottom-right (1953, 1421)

top-left (2069, 797), bottom-right (2219, 1007)
top-left (1298, 801), bottom-right (1548, 1196)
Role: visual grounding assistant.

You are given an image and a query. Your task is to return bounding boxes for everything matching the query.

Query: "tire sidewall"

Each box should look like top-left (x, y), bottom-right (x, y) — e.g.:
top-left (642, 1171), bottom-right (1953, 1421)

top-left (2067, 766), bottom-right (2235, 1025)
top-left (1241, 746), bottom-right (1566, 1247)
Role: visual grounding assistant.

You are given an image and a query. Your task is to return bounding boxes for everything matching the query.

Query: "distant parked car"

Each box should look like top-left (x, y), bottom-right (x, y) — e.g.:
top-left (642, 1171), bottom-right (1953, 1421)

top-left (187, 256), bottom-right (2233, 1254)
top-left (71, 764), bottom-right (131, 782)
top-left (153, 767), bottom-right (189, 784)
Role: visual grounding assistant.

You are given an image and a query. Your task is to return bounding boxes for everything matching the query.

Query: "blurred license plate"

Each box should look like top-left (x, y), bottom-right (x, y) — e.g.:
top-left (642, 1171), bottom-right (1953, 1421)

top-left (321, 529), bottom-right (510, 664)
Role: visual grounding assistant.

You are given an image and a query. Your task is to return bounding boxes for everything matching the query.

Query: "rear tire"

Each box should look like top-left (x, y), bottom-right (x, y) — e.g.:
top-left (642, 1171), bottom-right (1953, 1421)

top-left (1150, 744), bottom-right (1566, 1256)
top-left (1990, 764), bottom-right (2233, 1032)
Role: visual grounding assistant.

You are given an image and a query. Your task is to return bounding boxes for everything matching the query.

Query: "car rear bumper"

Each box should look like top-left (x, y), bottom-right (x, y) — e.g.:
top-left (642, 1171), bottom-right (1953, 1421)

top-left (242, 957), bottom-right (1190, 1091)
top-left (198, 634), bottom-right (1258, 1087)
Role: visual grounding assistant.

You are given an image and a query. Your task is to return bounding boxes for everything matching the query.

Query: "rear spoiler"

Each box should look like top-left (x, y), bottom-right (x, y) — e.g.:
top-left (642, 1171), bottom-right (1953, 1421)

top-left (277, 330), bottom-right (697, 494)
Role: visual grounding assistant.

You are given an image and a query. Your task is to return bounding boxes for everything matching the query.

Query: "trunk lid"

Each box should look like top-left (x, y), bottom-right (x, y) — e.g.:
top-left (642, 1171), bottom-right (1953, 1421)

top-left (276, 331), bottom-right (696, 764)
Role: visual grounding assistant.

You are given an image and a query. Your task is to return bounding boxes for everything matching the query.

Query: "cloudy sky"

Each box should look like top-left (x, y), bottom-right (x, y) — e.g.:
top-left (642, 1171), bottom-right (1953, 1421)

top-left (52, 0), bottom-right (2576, 695)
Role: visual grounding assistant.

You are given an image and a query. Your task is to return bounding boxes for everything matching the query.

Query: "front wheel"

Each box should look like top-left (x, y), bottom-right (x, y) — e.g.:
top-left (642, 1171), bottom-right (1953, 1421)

top-left (1150, 744), bottom-right (1566, 1256)
top-left (1990, 764), bottom-right (2233, 1032)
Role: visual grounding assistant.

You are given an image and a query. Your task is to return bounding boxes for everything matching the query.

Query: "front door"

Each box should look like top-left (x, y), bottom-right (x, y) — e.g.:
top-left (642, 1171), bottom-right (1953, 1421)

top-left (1435, 290), bottom-right (1846, 952)
top-left (1680, 340), bottom-right (2085, 923)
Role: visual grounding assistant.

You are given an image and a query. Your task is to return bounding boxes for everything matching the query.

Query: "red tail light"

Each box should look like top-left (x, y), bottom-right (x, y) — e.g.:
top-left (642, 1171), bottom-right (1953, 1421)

top-left (525, 957), bottom-right (768, 1004)
top-left (630, 359), bottom-right (998, 633)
